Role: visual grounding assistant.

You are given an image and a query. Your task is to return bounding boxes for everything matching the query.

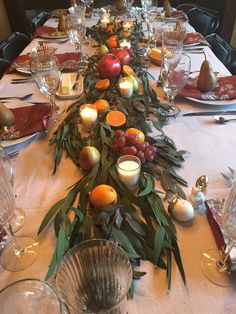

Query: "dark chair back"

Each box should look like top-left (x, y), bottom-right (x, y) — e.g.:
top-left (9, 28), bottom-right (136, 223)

top-left (206, 33), bottom-right (236, 74)
top-left (0, 32), bottom-right (30, 62)
top-left (176, 3), bottom-right (218, 16)
top-left (186, 7), bottom-right (219, 36)
top-left (0, 58), bottom-right (11, 79)
top-left (30, 11), bottom-right (49, 35)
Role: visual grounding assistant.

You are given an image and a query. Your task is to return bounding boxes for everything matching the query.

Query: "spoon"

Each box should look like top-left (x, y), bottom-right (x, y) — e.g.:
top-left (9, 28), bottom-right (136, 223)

top-left (0, 93), bottom-right (33, 101)
top-left (213, 116), bottom-right (236, 124)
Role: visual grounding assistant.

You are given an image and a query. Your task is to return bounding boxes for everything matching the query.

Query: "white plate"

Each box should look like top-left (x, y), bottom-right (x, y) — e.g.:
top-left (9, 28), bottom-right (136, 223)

top-left (186, 97), bottom-right (236, 106)
top-left (56, 74), bottom-right (83, 99)
top-left (1, 133), bottom-right (38, 148)
top-left (183, 41), bottom-right (204, 47)
top-left (15, 67), bottom-right (31, 75)
top-left (39, 34), bottom-right (68, 39)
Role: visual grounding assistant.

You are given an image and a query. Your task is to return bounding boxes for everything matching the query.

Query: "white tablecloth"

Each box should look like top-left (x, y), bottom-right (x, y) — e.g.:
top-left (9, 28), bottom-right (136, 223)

top-left (0, 17), bottom-right (236, 314)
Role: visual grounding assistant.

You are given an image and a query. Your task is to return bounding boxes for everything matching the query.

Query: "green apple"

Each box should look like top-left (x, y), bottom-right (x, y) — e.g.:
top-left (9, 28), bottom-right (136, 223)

top-left (98, 45), bottom-right (109, 57)
top-left (79, 146), bottom-right (101, 171)
top-left (127, 75), bottom-right (139, 92)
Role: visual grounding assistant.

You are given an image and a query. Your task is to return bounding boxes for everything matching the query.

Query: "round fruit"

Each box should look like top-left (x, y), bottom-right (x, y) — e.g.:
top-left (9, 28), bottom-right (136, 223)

top-left (121, 146), bottom-right (137, 155)
top-left (107, 24), bottom-right (113, 34)
top-left (106, 111), bottom-right (126, 127)
top-left (127, 75), bottom-right (139, 91)
top-left (136, 150), bottom-right (145, 164)
top-left (97, 54), bottom-right (121, 79)
top-left (94, 99), bottom-right (110, 114)
top-left (148, 145), bottom-right (157, 153)
top-left (95, 79), bottom-right (110, 90)
top-left (106, 35), bottom-right (118, 49)
top-left (122, 65), bottom-right (135, 76)
top-left (79, 146), bottom-right (101, 171)
top-left (148, 48), bottom-right (162, 66)
top-left (0, 102), bottom-right (15, 128)
top-left (115, 136), bottom-right (126, 148)
top-left (125, 128), bottom-right (145, 143)
top-left (144, 148), bottom-right (154, 162)
top-left (112, 48), bottom-right (131, 66)
top-left (126, 134), bottom-right (139, 145)
top-left (90, 184), bottom-right (117, 209)
top-left (135, 142), bottom-right (146, 151)
top-left (115, 129), bottom-right (125, 137)
top-left (98, 44), bottom-right (109, 57)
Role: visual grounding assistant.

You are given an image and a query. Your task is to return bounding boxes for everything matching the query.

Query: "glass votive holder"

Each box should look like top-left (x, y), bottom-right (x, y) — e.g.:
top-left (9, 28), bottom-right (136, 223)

top-left (116, 155), bottom-right (141, 191)
top-left (119, 39), bottom-right (131, 49)
top-left (80, 104), bottom-right (98, 131)
top-left (118, 78), bottom-right (133, 99)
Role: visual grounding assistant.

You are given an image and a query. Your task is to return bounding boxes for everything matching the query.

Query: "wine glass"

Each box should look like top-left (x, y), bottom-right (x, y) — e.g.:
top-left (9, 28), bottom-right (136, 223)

top-left (30, 46), bottom-right (61, 124)
top-left (161, 53), bottom-right (191, 117)
top-left (125, 0), bottom-right (134, 17)
top-left (201, 177), bottom-right (236, 286)
top-left (0, 157), bottom-right (38, 271)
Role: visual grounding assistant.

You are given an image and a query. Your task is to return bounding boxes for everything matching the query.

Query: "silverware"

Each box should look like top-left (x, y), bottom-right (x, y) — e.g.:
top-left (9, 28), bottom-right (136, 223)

top-left (213, 116), bottom-right (236, 124)
top-left (38, 39), bottom-right (68, 45)
top-left (0, 93), bottom-right (33, 101)
top-left (11, 81), bottom-right (34, 85)
top-left (183, 110), bottom-right (236, 117)
top-left (11, 78), bottom-right (34, 82)
top-left (72, 72), bottom-right (80, 91)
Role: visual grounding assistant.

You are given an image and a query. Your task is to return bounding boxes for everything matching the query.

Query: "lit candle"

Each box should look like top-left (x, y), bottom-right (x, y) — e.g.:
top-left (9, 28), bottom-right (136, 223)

top-left (123, 19), bottom-right (133, 30)
top-left (100, 14), bottom-right (110, 28)
top-left (119, 39), bottom-right (131, 49)
top-left (80, 104), bottom-right (98, 130)
top-left (116, 155), bottom-right (141, 190)
top-left (119, 79), bottom-right (133, 99)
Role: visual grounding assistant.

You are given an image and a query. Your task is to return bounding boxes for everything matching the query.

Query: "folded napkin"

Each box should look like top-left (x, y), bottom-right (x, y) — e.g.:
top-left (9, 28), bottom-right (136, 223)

top-left (9, 52), bottom-right (81, 73)
top-left (1, 104), bottom-right (51, 140)
top-left (180, 76), bottom-right (236, 100)
top-left (184, 32), bottom-right (205, 46)
top-left (206, 199), bottom-right (236, 271)
top-left (35, 26), bottom-right (67, 37)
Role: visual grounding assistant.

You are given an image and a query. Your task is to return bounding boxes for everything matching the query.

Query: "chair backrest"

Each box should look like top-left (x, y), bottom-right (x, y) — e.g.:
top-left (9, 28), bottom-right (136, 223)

top-left (177, 3), bottom-right (218, 15)
top-left (0, 32), bottom-right (30, 62)
top-left (30, 11), bottom-right (49, 35)
top-left (186, 7), bottom-right (219, 36)
top-left (0, 58), bottom-right (11, 79)
top-left (206, 33), bottom-right (236, 74)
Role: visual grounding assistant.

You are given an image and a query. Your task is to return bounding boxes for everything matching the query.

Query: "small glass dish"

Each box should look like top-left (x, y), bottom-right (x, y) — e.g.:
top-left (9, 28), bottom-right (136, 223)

top-left (55, 239), bottom-right (132, 313)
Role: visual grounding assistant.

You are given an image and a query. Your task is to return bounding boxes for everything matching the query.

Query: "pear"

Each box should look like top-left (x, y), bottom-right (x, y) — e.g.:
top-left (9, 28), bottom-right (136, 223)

top-left (58, 14), bottom-right (67, 32)
top-left (163, 0), bottom-right (173, 17)
top-left (0, 102), bottom-right (15, 128)
top-left (98, 45), bottom-right (109, 57)
top-left (197, 60), bottom-right (217, 92)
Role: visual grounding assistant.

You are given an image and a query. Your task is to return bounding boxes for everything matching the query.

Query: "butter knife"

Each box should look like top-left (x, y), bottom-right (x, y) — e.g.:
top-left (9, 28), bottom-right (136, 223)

top-left (183, 110), bottom-right (236, 116)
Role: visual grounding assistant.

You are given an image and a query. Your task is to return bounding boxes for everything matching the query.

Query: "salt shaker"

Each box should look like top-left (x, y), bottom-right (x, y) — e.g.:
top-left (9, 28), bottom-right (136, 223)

top-left (189, 175), bottom-right (209, 211)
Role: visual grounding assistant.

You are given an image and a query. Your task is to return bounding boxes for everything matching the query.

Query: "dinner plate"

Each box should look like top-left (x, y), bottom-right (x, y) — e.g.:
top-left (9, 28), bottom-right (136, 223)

top-left (15, 67), bottom-right (31, 75)
top-left (1, 133), bottom-right (38, 148)
top-left (56, 74), bottom-right (83, 99)
top-left (183, 41), bottom-right (204, 47)
top-left (186, 97), bottom-right (236, 106)
top-left (39, 33), bottom-right (68, 39)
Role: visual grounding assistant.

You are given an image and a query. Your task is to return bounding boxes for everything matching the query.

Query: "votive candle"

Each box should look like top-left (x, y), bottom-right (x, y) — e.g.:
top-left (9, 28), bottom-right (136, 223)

top-left (80, 104), bottom-right (98, 130)
top-left (119, 79), bottom-right (133, 99)
top-left (116, 155), bottom-right (141, 190)
top-left (119, 39), bottom-right (131, 49)
top-left (100, 14), bottom-right (110, 28)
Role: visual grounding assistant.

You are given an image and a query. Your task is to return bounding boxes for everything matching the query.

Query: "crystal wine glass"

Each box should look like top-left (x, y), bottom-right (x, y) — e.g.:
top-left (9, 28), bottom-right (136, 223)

top-left (0, 157), bottom-right (38, 271)
top-left (161, 53), bottom-right (190, 117)
top-left (125, 0), bottom-right (134, 17)
top-left (30, 46), bottom-right (61, 124)
top-left (201, 177), bottom-right (236, 286)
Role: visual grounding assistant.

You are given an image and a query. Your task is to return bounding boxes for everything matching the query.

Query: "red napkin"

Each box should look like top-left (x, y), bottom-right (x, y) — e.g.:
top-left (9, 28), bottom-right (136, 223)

top-left (3, 104), bottom-right (51, 140)
top-left (184, 32), bottom-right (205, 46)
top-left (35, 26), bottom-right (60, 37)
top-left (180, 76), bottom-right (236, 100)
top-left (167, 10), bottom-right (188, 21)
top-left (9, 52), bottom-right (80, 72)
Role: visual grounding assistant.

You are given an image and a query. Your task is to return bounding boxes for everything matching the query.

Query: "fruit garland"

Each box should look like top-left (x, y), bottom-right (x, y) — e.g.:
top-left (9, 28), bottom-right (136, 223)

top-left (38, 17), bottom-right (188, 292)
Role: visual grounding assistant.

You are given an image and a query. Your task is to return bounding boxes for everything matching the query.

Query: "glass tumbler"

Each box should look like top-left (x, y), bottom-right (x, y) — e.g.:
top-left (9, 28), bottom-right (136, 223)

top-left (55, 239), bottom-right (132, 314)
top-left (116, 155), bottom-right (141, 191)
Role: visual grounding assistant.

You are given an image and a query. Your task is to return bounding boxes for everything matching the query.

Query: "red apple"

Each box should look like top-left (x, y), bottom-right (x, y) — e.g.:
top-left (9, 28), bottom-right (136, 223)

top-left (79, 146), bottom-right (101, 171)
top-left (97, 54), bottom-right (121, 79)
top-left (112, 48), bottom-right (131, 66)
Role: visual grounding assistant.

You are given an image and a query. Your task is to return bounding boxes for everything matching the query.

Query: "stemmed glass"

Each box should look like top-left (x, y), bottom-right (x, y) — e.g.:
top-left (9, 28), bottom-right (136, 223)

top-left (30, 46), bottom-right (61, 124)
top-left (125, 0), bottom-right (134, 17)
top-left (161, 53), bottom-right (191, 117)
top-left (0, 157), bottom-right (38, 271)
top-left (201, 177), bottom-right (236, 286)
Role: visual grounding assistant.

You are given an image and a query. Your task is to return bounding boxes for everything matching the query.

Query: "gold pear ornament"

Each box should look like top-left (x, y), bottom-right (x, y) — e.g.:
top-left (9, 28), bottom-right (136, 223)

top-left (58, 14), bottom-right (67, 32)
top-left (163, 0), bottom-right (173, 17)
top-left (197, 60), bottom-right (217, 92)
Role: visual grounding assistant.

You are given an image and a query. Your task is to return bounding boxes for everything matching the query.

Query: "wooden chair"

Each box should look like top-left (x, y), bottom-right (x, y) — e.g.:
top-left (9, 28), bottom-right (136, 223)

top-left (0, 32), bottom-right (30, 62)
top-left (206, 33), bottom-right (236, 74)
top-left (186, 7), bottom-right (219, 36)
top-left (0, 59), bottom-right (11, 79)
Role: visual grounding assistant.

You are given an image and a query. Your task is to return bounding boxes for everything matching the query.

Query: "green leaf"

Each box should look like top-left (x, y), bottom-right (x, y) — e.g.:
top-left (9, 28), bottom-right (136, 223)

top-left (112, 227), bottom-right (140, 258)
top-left (154, 225), bottom-right (165, 265)
top-left (172, 240), bottom-right (186, 285)
top-left (45, 249), bottom-right (57, 281)
top-left (38, 199), bottom-right (65, 235)
top-left (126, 218), bottom-right (145, 236)
top-left (56, 227), bottom-right (69, 264)
top-left (138, 175), bottom-right (154, 197)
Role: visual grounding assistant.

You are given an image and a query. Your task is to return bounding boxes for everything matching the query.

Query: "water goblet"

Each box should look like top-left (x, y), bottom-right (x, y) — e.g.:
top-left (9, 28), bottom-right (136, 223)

top-left (201, 177), bottom-right (236, 286)
top-left (161, 53), bottom-right (191, 117)
top-left (30, 46), bottom-right (61, 124)
top-left (125, 0), bottom-right (134, 17)
top-left (0, 157), bottom-right (38, 272)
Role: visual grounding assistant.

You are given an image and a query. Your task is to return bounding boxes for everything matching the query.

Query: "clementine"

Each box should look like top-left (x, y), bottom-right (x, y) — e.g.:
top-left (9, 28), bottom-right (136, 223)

top-left (90, 184), bottom-right (117, 209)
top-left (125, 128), bottom-right (145, 142)
top-left (106, 111), bottom-right (126, 127)
top-left (122, 65), bottom-right (136, 76)
top-left (94, 99), bottom-right (110, 114)
top-left (106, 35), bottom-right (118, 49)
top-left (95, 79), bottom-right (110, 90)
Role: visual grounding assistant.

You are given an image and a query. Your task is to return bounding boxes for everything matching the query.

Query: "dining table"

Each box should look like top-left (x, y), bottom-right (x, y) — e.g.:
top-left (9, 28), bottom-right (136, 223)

top-left (0, 9), bottom-right (236, 314)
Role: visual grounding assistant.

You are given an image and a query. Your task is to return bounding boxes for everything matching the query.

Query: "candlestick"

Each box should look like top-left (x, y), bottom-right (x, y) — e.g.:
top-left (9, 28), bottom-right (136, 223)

top-left (118, 78), bottom-right (133, 99)
top-left (80, 104), bottom-right (98, 130)
top-left (116, 155), bottom-right (141, 190)
top-left (119, 39), bottom-right (131, 49)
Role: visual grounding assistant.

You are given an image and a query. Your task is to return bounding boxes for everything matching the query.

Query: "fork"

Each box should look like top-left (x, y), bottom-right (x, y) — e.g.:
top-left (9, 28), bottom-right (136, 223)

top-left (201, 93), bottom-right (218, 100)
top-left (0, 93), bottom-right (33, 101)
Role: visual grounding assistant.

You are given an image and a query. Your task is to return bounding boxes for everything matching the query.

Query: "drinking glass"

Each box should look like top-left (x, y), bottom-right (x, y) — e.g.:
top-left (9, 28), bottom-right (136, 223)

top-left (55, 239), bottom-right (132, 314)
top-left (30, 46), bottom-right (61, 124)
top-left (161, 53), bottom-right (191, 117)
top-left (201, 177), bottom-right (236, 286)
top-left (0, 279), bottom-right (63, 314)
top-left (125, 0), bottom-right (134, 17)
top-left (0, 157), bottom-right (38, 271)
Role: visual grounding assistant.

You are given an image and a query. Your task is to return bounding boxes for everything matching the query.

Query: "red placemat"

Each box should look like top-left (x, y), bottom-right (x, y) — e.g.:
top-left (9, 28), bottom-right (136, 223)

top-left (184, 32), bottom-right (205, 46)
top-left (1, 104), bottom-right (51, 140)
top-left (35, 26), bottom-right (66, 37)
top-left (180, 76), bottom-right (236, 100)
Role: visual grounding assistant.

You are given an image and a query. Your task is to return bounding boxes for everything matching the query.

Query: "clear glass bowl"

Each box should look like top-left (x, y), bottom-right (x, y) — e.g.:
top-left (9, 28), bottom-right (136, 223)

top-left (55, 239), bottom-right (132, 313)
top-left (0, 279), bottom-right (63, 314)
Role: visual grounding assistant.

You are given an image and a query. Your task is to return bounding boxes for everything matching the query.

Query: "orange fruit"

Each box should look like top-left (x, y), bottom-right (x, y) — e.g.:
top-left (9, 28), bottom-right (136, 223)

top-left (123, 29), bottom-right (131, 38)
top-left (122, 65), bottom-right (136, 76)
top-left (147, 48), bottom-right (162, 66)
top-left (106, 35), bottom-right (118, 49)
top-left (90, 184), bottom-right (117, 209)
top-left (106, 111), bottom-right (126, 127)
top-left (94, 99), bottom-right (110, 114)
top-left (95, 79), bottom-right (110, 90)
top-left (107, 24), bottom-right (114, 34)
top-left (125, 128), bottom-right (145, 142)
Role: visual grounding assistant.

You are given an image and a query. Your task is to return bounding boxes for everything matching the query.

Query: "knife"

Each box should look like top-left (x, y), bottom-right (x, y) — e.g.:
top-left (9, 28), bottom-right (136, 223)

top-left (183, 110), bottom-right (236, 116)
